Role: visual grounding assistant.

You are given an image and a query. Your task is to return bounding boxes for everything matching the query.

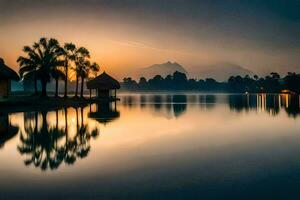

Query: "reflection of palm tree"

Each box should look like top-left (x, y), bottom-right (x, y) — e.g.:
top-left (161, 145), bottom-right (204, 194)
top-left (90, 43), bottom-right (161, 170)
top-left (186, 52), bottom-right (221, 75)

top-left (73, 107), bottom-right (99, 158)
top-left (18, 111), bottom-right (65, 170)
top-left (18, 108), bottom-right (99, 171)
top-left (63, 107), bottom-right (76, 165)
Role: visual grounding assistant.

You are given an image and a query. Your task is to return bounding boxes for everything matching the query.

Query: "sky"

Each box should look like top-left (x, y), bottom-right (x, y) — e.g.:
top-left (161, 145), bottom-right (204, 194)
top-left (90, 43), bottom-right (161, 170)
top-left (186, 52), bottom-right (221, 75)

top-left (0, 0), bottom-right (299, 79)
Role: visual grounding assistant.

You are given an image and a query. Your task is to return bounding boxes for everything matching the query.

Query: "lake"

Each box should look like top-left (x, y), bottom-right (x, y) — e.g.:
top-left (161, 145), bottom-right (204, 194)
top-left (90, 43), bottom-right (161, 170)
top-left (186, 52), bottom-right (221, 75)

top-left (0, 93), bottom-right (300, 199)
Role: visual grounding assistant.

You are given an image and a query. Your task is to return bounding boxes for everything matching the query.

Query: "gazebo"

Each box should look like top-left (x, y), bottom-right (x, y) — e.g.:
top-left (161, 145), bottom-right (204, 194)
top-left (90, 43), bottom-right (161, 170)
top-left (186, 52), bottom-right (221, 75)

top-left (86, 72), bottom-right (120, 99)
top-left (0, 58), bottom-right (19, 98)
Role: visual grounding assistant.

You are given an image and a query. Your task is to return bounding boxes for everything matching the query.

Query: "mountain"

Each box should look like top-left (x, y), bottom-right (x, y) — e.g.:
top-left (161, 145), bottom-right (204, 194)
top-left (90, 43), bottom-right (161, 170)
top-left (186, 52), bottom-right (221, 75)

top-left (131, 61), bottom-right (254, 81)
top-left (191, 63), bottom-right (254, 81)
top-left (136, 61), bottom-right (187, 79)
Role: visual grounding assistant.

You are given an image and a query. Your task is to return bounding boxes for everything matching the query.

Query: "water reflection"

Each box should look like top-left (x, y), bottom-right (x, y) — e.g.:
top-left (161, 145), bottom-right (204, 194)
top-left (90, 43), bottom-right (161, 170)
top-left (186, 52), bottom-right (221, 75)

top-left (2, 94), bottom-right (300, 172)
top-left (172, 95), bottom-right (187, 117)
top-left (89, 102), bottom-right (120, 125)
top-left (228, 94), bottom-right (300, 117)
top-left (0, 112), bottom-right (19, 148)
top-left (17, 107), bottom-right (99, 171)
top-left (120, 94), bottom-right (300, 118)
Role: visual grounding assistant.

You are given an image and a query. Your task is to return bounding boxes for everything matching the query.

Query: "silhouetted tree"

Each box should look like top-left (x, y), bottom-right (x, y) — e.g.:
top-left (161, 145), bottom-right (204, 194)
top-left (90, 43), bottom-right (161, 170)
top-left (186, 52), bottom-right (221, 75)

top-left (73, 47), bottom-right (90, 98)
top-left (284, 72), bottom-right (300, 93)
top-left (60, 43), bottom-right (77, 98)
top-left (121, 71), bottom-right (300, 94)
top-left (18, 48), bottom-right (39, 95)
top-left (18, 38), bottom-right (63, 98)
top-left (79, 62), bottom-right (100, 98)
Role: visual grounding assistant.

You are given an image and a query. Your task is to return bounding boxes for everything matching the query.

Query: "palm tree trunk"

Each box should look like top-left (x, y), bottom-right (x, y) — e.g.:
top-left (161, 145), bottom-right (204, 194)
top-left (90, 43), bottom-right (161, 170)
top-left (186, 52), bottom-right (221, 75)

top-left (55, 78), bottom-right (58, 98)
top-left (80, 77), bottom-right (84, 98)
top-left (75, 75), bottom-right (79, 98)
top-left (41, 80), bottom-right (47, 98)
top-left (34, 72), bottom-right (38, 95)
top-left (64, 63), bottom-right (68, 98)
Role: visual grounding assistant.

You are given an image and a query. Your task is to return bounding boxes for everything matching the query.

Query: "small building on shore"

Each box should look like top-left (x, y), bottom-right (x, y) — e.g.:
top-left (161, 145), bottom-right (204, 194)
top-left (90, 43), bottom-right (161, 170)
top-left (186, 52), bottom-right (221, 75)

top-left (86, 72), bottom-right (120, 99)
top-left (0, 58), bottom-right (20, 98)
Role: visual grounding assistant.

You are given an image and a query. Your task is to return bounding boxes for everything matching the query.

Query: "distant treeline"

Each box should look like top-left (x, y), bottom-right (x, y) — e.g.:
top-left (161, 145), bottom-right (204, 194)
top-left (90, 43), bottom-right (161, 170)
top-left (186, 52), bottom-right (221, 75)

top-left (121, 71), bottom-right (300, 93)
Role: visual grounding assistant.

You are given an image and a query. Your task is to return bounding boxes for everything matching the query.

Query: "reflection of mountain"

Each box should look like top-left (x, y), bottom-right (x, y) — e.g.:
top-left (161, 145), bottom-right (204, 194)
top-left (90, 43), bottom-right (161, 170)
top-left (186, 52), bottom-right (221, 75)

top-left (136, 61), bottom-right (187, 79)
top-left (88, 103), bottom-right (120, 124)
top-left (0, 113), bottom-right (19, 148)
top-left (18, 108), bottom-right (99, 171)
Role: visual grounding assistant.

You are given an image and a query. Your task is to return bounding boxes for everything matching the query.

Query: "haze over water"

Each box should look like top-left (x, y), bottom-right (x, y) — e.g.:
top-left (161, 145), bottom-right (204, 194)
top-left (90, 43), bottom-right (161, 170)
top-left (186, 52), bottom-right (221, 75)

top-left (1, 93), bottom-right (300, 199)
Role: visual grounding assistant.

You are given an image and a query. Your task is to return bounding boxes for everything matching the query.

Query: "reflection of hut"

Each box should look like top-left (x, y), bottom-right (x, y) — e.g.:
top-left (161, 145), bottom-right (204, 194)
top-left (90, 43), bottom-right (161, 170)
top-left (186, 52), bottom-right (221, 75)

top-left (172, 95), bottom-right (187, 117)
top-left (0, 113), bottom-right (19, 148)
top-left (88, 103), bottom-right (120, 124)
top-left (0, 58), bottom-right (20, 98)
top-left (86, 72), bottom-right (120, 99)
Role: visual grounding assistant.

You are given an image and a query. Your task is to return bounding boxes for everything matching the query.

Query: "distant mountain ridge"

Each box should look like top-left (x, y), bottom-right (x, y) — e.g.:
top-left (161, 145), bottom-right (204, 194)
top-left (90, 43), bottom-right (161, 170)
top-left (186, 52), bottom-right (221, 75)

top-left (137, 61), bottom-right (187, 79)
top-left (134, 61), bottom-right (254, 81)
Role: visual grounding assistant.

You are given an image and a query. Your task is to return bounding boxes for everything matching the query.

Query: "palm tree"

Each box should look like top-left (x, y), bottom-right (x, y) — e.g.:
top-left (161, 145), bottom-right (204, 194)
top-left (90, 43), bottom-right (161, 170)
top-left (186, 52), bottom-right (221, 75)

top-left (79, 61), bottom-right (100, 98)
top-left (77, 58), bottom-right (90, 98)
top-left (18, 46), bottom-right (39, 95)
top-left (18, 37), bottom-right (63, 98)
top-left (77, 60), bottom-right (100, 98)
top-left (89, 62), bottom-right (100, 78)
top-left (61, 43), bottom-right (76, 98)
top-left (73, 47), bottom-right (90, 98)
top-left (83, 62), bottom-right (100, 98)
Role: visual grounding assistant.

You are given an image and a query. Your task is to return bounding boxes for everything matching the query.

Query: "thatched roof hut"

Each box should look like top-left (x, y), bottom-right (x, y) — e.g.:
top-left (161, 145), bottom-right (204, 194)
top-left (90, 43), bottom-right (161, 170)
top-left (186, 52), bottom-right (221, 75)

top-left (0, 58), bottom-right (19, 81)
top-left (0, 58), bottom-right (19, 98)
top-left (87, 72), bottom-right (120, 98)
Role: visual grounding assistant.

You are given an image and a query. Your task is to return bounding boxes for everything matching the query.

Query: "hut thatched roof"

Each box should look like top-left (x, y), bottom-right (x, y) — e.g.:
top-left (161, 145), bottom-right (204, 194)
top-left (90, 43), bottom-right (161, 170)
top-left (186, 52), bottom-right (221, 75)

top-left (87, 72), bottom-right (120, 90)
top-left (0, 58), bottom-right (19, 81)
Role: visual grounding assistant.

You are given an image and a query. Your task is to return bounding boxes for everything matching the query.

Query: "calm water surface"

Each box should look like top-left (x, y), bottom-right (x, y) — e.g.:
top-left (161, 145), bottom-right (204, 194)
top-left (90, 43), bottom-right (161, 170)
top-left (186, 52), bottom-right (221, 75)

top-left (1, 93), bottom-right (300, 199)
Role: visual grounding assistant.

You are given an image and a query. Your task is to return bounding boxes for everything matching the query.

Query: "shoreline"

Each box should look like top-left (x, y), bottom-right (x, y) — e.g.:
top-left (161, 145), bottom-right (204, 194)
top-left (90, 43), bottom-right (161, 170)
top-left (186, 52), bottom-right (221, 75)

top-left (0, 96), bottom-right (119, 114)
